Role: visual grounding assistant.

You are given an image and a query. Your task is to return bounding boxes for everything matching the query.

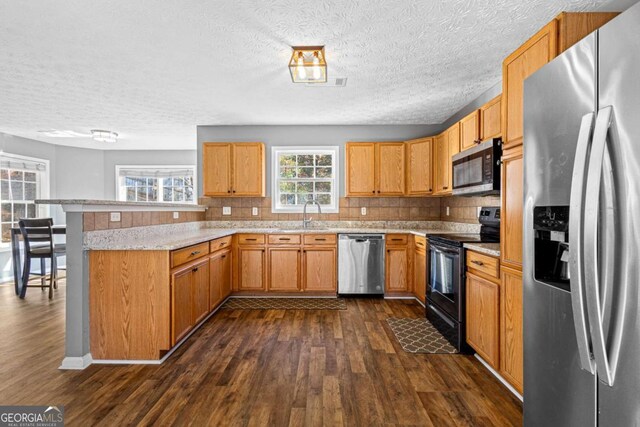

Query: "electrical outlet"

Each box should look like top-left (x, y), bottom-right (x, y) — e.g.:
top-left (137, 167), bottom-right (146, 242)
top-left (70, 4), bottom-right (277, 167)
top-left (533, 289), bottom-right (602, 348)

top-left (477, 207), bottom-right (482, 218)
top-left (222, 206), bottom-right (231, 215)
top-left (446, 206), bottom-right (450, 216)
top-left (361, 207), bottom-right (367, 216)
top-left (252, 207), bottom-right (259, 216)
top-left (173, 212), bottom-right (180, 219)
top-left (110, 212), bottom-right (121, 222)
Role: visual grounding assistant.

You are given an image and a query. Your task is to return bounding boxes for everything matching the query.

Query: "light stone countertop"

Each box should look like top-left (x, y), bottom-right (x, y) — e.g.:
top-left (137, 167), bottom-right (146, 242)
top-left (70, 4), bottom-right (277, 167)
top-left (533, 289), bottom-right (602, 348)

top-left (463, 243), bottom-right (501, 257)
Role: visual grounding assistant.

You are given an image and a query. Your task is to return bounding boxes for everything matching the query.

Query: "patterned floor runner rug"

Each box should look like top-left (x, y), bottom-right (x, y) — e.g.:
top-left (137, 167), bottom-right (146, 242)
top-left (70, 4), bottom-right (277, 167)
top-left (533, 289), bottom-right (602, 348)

top-left (221, 297), bottom-right (347, 310)
top-left (386, 317), bottom-right (459, 354)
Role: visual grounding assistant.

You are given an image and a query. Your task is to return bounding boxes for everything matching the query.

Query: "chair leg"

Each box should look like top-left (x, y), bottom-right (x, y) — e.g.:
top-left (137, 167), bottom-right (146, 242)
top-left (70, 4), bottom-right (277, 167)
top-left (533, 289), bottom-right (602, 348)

top-left (41, 258), bottom-right (46, 289)
top-left (48, 260), bottom-right (54, 299)
top-left (52, 256), bottom-right (58, 290)
top-left (20, 257), bottom-right (31, 299)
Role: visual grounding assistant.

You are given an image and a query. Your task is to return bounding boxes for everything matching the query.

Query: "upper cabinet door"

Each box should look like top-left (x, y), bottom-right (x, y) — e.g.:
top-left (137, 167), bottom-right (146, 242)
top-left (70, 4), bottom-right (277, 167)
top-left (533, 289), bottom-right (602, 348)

top-left (405, 137), bottom-right (433, 195)
top-left (346, 143), bottom-right (376, 196)
top-left (203, 143), bottom-right (232, 196)
top-left (503, 20), bottom-right (558, 149)
top-left (433, 133), bottom-right (447, 194)
top-left (480, 95), bottom-right (502, 141)
top-left (460, 110), bottom-right (480, 151)
top-left (445, 123), bottom-right (460, 193)
top-left (232, 143), bottom-right (265, 196)
top-left (376, 142), bottom-right (405, 196)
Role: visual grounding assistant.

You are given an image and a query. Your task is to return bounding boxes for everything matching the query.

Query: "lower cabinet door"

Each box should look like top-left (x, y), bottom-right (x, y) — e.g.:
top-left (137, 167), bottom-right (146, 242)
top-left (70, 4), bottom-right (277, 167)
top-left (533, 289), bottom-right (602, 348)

top-left (414, 248), bottom-right (427, 302)
top-left (192, 258), bottom-right (210, 325)
top-left (302, 248), bottom-right (337, 292)
top-left (501, 266), bottom-right (524, 393)
top-left (220, 249), bottom-right (232, 299)
top-left (466, 272), bottom-right (500, 369)
top-left (238, 247), bottom-right (265, 291)
top-left (268, 248), bottom-right (301, 291)
top-left (210, 249), bottom-right (232, 310)
top-left (171, 267), bottom-right (194, 346)
top-left (386, 247), bottom-right (409, 292)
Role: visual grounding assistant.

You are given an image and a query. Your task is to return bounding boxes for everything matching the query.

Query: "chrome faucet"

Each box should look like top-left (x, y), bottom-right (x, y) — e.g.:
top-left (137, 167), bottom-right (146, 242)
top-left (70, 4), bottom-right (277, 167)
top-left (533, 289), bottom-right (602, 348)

top-left (302, 199), bottom-right (322, 229)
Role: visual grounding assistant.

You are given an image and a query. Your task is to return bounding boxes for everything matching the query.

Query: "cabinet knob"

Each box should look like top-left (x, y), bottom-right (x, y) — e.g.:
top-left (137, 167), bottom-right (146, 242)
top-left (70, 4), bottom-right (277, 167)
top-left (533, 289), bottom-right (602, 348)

top-left (193, 267), bottom-right (198, 272)
top-left (372, 190), bottom-right (375, 194)
top-left (496, 159), bottom-right (503, 166)
top-left (190, 251), bottom-right (201, 256)
top-left (471, 260), bottom-right (484, 266)
top-left (232, 190), bottom-right (236, 193)
top-left (443, 186), bottom-right (448, 190)
top-left (221, 255), bottom-right (226, 259)
top-left (227, 190), bottom-right (231, 193)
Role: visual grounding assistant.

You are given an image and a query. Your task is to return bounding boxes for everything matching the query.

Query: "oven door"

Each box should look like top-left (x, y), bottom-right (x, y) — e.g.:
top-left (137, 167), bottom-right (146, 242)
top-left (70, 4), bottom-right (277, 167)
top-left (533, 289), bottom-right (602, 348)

top-left (428, 243), bottom-right (462, 321)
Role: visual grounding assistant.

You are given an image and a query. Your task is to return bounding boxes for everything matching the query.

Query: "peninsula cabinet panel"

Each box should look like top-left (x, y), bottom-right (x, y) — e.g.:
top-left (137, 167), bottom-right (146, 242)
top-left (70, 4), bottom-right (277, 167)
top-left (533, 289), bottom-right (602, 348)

top-left (376, 142), bottom-right (405, 195)
top-left (346, 143), bottom-right (376, 196)
top-left (480, 95), bottom-right (502, 140)
top-left (202, 142), bottom-right (265, 197)
top-left (89, 250), bottom-right (170, 360)
top-left (405, 137), bottom-right (433, 195)
top-left (466, 272), bottom-right (500, 369)
top-left (268, 248), bottom-right (301, 292)
top-left (500, 146), bottom-right (524, 270)
top-left (460, 110), bottom-right (480, 151)
top-left (302, 248), bottom-right (337, 292)
top-left (500, 266), bottom-right (523, 394)
top-left (210, 248), bottom-right (232, 310)
top-left (238, 247), bottom-right (266, 291)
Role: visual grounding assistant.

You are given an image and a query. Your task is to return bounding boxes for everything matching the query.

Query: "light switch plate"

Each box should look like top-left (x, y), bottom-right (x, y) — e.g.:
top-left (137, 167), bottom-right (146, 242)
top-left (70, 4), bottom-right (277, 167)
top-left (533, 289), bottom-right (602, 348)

top-left (446, 206), bottom-right (450, 216)
top-left (222, 206), bottom-right (231, 215)
top-left (173, 212), bottom-right (180, 219)
top-left (252, 207), bottom-right (259, 216)
top-left (477, 207), bottom-right (482, 218)
top-left (361, 207), bottom-right (367, 216)
top-left (110, 212), bottom-right (121, 222)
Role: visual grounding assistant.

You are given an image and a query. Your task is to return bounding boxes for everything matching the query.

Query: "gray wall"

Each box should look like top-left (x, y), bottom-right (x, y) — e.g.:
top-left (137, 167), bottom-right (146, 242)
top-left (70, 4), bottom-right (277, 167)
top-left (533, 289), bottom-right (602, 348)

top-left (196, 124), bottom-right (442, 197)
top-left (440, 82), bottom-right (502, 129)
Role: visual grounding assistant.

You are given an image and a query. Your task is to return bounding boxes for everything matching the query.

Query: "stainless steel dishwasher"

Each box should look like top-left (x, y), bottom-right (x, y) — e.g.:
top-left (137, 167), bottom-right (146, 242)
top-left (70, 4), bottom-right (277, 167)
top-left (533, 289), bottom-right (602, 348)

top-left (338, 234), bottom-right (385, 295)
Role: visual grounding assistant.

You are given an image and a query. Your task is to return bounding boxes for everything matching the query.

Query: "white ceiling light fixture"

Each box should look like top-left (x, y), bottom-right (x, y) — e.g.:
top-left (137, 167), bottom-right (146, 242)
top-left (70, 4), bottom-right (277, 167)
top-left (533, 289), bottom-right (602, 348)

top-left (289, 46), bottom-right (327, 83)
top-left (37, 130), bottom-right (90, 138)
top-left (91, 129), bottom-right (119, 143)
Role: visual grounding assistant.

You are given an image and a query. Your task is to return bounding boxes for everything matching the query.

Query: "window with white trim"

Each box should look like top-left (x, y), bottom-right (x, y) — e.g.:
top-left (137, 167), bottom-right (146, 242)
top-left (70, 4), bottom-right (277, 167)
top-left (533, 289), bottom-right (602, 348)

top-left (272, 147), bottom-right (339, 213)
top-left (116, 166), bottom-right (196, 203)
top-left (0, 153), bottom-right (50, 243)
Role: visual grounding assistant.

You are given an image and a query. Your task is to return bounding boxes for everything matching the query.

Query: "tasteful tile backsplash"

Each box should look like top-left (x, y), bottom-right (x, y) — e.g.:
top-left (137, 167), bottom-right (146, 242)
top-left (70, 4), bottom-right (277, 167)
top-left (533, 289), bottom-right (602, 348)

top-left (438, 195), bottom-right (501, 223)
top-left (83, 210), bottom-right (206, 231)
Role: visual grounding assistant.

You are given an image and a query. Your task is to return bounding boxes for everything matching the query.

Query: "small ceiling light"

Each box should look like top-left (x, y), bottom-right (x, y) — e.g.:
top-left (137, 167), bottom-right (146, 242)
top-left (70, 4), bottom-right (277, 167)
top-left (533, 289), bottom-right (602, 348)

top-left (90, 129), bottom-right (118, 143)
top-left (289, 46), bottom-right (327, 83)
top-left (37, 130), bottom-right (90, 138)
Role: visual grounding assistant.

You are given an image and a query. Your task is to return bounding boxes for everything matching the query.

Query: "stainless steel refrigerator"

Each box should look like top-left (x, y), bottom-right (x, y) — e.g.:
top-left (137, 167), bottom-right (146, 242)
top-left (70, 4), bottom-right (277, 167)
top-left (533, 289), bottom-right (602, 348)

top-left (523, 3), bottom-right (640, 426)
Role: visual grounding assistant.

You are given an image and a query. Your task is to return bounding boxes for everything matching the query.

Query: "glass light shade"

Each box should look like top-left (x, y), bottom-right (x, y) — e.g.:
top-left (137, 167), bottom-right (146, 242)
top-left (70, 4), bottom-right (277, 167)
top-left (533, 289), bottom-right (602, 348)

top-left (91, 129), bottom-right (118, 143)
top-left (289, 46), bottom-right (327, 83)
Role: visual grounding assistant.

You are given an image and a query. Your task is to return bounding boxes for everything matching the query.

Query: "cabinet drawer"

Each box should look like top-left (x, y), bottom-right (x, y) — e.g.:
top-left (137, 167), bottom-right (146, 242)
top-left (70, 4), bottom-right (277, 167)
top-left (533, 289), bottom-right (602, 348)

top-left (237, 234), bottom-right (265, 245)
top-left (466, 250), bottom-right (500, 279)
top-left (210, 236), bottom-right (232, 252)
top-left (171, 242), bottom-right (209, 268)
top-left (303, 234), bottom-right (337, 245)
top-left (386, 234), bottom-right (408, 245)
top-left (268, 234), bottom-right (301, 245)
top-left (414, 235), bottom-right (427, 250)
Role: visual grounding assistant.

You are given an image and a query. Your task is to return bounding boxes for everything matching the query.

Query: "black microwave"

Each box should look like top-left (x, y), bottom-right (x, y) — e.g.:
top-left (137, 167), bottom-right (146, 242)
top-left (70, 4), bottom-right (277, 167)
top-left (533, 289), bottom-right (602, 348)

top-left (451, 138), bottom-right (502, 196)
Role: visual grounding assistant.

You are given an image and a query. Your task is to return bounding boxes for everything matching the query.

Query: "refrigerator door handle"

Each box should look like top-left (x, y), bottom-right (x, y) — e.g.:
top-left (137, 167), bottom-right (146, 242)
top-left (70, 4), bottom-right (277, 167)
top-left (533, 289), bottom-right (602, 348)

top-left (584, 105), bottom-right (622, 387)
top-left (569, 112), bottom-right (596, 374)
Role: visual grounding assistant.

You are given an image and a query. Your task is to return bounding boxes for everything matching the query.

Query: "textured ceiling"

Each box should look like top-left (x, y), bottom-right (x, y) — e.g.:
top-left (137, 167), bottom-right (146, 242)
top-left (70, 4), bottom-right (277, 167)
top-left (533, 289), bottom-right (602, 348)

top-left (0, 0), bottom-right (629, 149)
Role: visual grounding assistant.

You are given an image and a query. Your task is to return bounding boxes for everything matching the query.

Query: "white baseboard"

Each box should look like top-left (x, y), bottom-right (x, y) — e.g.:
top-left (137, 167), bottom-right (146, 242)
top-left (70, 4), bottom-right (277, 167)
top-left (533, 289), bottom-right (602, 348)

top-left (474, 354), bottom-right (523, 402)
top-left (59, 353), bottom-right (93, 370)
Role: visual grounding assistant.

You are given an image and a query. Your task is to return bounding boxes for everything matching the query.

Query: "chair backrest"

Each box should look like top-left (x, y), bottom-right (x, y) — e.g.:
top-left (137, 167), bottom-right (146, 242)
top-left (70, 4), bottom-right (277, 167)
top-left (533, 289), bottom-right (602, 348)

top-left (18, 218), bottom-right (54, 253)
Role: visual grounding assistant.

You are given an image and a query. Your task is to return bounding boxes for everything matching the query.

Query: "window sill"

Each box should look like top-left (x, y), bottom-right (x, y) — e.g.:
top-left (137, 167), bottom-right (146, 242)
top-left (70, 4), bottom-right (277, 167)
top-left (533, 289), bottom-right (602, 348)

top-left (272, 208), bottom-right (339, 214)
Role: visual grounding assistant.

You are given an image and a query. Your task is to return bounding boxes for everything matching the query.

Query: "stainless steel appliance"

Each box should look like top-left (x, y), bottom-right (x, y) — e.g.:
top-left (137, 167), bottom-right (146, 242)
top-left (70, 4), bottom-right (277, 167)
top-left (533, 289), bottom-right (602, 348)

top-left (524, 5), bottom-right (640, 425)
top-left (338, 234), bottom-right (385, 295)
top-left (452, 138), bottom-right (502, 196)
top-left (426, 207), bottom-right (500, 351)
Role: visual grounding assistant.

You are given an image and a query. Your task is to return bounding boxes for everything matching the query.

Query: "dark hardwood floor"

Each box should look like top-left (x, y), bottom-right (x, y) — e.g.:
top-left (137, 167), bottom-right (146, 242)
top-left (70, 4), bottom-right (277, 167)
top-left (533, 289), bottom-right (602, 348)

top-left (0, 283), bottom-right (522, 426)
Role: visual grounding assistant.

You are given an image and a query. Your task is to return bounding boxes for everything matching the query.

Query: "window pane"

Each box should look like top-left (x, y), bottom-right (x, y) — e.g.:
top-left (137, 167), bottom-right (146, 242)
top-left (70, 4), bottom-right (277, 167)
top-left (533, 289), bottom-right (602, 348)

top-left (280, 194), bottom-right (295, 205)
top-left (314, 182), bottom-right (331, 192)
top-left (24, 172), bottom-right (37, 182)
top-left (174, 188), bottom-right (184, 202)
top-left (184, 176), bottom-right (193, 186)
top-left (0, 170), bottom-right (7, 180)
top-left (297, 167), bottom-right (314, 178)
top-left (2, 223), bottom-right (12, 243)
top-left (147, 187), bottom-right (158, 201)
top-left (10, 170), bottom-right (23, 181)
top-left (126, 187), bottom-right (136, 201)
top-left (296, 194), bottom-right (313, 205)
top-left (24, 182), bottom-right (37, 200)
top-left (174, 177), bottom-right (184, 187)
top-left (1, 180), bottom-right (9, 200)
top-left (163, 177), bottom-right (172, 187)
top-left (26, 204), bottom-right (36, 218)
top-left (279, 155), bottom-right (296, 167)
top-left (298, 155), bottom-right (314, 166)
top-left (279, 182), bottom-right (295, 193)
top-left (280, 167), bottom-right (296, 178)
top-left (163, 187), bottom-right (172, 201)
top-left (10, 181), bottom-right (23, 200)
top-left (296, 182), bottom-right (313, 193)
top-left (317, 194), bottom-right (332, 205)
top-left (316, 155), bottom-right (332, 166)
top-left (316, 167), bottom-right (332, 178)
top-left (13, 203), bottom-right (25, 219)
top-left (185, 188), bottom-right (194, 202)
top-left (1, 203), bottom-right (11, 222)
top-left (137, 186), bottom-right (147, 201)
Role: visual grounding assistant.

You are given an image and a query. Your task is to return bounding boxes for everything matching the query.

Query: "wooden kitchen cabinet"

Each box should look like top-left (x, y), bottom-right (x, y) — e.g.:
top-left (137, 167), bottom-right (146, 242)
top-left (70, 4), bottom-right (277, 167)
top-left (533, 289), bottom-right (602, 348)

top-left (413, 239), bottom-right (427, 303)
top-left (385, 234), bottom-right (410, 293)
top-left (460, 110), bottom-right (480, 151)
top-left (500, 146), bottom-right (523, 270)
top-left (302, 247), bottom-right (337, 292)
top-left (202, 142), bottom-right (265, 196)
top-left (480, 95), bottom-right (502, 140)
top-left (237, 247), bottom-right (266, 291)
top-left (209, 247), bottom-right (232, 310)
top-left (434, 123), bottom-right (459, 195)
top-left (192, 259), bottom-right (210, 325)
top-left (500, 266), bottom-right (523, 394)
top-left (405, 137), bottom-right (433, 195)
top-left (345, 142), bottom-right (405, 196)
top-left (466, 271), bottom-right (500, 369)
top-left (170, 257), bottom-right (209, 346)
top-left (433, 132), bottom-right (447, 194)
top-left (268, 248), bottom-right (301, 292)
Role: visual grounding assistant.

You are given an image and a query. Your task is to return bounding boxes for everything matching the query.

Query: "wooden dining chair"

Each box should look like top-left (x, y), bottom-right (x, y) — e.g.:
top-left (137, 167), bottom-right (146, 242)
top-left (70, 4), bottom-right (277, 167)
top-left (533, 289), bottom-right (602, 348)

top-left (18, 218), bottom-right (66, 299)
